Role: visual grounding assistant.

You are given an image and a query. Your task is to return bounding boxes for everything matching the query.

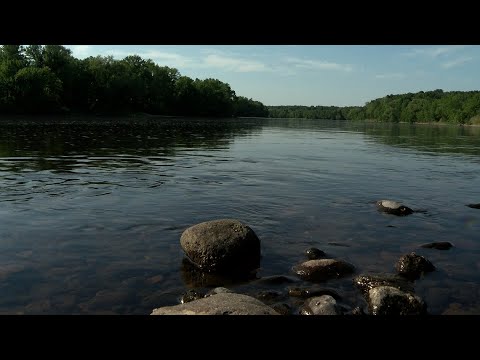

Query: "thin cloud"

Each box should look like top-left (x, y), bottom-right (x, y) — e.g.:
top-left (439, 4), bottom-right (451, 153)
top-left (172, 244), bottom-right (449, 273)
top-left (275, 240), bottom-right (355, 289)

top-left (404, 45), bottom-right (468, 58)
top-left (68, 45), bottom-right (93, 59)
top-left (375, 73), bottom-right (405, 79)
top-left (442, 56), bottom-right (473, 69)
top-left (203, 54), bottom-right (268, 72)
top-left (285, 57), bottom-right (353, 72)
top-left (104, 49), bottom-right (194, 68)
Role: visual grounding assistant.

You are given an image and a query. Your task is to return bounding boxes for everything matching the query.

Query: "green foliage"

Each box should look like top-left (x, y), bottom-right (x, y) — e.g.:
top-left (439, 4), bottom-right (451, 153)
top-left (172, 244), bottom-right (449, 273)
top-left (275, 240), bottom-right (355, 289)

top-left (353, 90), bottom-right (480, 124)
top-left (234, 96), bottom-right (269, 117)
top-left (267, 89), bottom-right (480, 125)
top-left (268, 105), bottom-right (348, 120)
top-left (14, 67), bottom-right (63, 113)
top-left (2, 44), bottom-right (478, 124)
top-left (0, 45), bottom-right (268, 118)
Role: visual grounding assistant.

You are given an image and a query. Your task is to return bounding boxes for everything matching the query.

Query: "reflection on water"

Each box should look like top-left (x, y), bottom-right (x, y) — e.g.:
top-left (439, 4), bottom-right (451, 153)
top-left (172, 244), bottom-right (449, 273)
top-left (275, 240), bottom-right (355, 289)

top-left (0, 117), bottom-right (479, 314)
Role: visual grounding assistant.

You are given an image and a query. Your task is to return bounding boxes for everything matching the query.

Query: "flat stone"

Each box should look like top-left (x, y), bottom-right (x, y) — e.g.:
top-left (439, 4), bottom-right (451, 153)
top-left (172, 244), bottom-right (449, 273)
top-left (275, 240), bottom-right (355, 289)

top-left (151, 293), bottom-right (280, 315)
top-left (292, 259), bottom-right (355, 282)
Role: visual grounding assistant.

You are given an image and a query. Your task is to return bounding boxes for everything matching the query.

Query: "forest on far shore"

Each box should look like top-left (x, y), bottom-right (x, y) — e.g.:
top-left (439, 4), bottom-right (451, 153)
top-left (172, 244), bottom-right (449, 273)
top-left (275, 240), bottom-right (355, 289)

top-left (268, 89), bottom-right (480, 125)
top-left (1, 45), bottom-right (479, 124)
top-left (0, 45), bottom-right (269, 117)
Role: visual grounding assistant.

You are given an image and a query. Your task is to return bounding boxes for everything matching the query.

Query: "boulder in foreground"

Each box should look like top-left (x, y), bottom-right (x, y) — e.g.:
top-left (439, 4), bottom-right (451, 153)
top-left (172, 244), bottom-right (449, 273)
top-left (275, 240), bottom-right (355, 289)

top-left (180, 219), bottom-right (261, 273)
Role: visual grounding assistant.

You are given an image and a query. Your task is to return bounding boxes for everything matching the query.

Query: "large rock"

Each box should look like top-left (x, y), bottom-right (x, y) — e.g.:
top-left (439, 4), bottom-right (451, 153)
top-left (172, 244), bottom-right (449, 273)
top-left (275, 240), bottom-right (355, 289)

top-left (376, 200), bottom-right (414, 216)
top-left (180, 219), bottom-right (261, 273)
top-left (292, 259), bottom-right (355, 282)
top-left (151, 293), bottom-right (280, 315)
top-left (396, 252), bottom-right (435, 280)
top-left (368, 286), bottom-right (427, 315)
top-left (300, 295), bottom-right (344, 315)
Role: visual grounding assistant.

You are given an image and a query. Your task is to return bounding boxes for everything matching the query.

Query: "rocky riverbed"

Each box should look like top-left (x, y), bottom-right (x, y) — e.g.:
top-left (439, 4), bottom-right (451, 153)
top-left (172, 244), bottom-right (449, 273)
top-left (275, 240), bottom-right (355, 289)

top-left (151, 212), bottom-right (462, 315)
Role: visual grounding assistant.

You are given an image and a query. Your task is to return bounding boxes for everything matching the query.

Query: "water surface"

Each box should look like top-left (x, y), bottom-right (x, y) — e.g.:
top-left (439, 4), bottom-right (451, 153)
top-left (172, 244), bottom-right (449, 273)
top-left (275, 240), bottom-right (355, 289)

top-left (1, 117), bottom-right (479, 314)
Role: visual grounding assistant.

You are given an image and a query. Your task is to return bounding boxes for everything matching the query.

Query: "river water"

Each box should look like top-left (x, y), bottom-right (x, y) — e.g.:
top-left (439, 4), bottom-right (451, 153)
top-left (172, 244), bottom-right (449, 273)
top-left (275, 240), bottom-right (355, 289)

top-left (0, 117), bottom-right (479, 314)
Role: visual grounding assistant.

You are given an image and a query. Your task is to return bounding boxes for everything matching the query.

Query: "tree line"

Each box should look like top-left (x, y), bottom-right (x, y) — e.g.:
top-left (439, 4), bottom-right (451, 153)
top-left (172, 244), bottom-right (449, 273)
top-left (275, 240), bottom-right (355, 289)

top-left (268, 89), bottom-right (480, 125)
top-left (0, 45), bottom-right (269, 118)
top-left (2, 45), bottom-right (478, 124)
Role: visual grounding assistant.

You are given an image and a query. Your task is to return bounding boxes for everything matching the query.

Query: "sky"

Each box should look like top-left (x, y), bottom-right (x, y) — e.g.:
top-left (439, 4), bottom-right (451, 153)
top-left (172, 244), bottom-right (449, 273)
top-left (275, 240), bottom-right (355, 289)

top-left (64, 45), bottom-right (480, 107)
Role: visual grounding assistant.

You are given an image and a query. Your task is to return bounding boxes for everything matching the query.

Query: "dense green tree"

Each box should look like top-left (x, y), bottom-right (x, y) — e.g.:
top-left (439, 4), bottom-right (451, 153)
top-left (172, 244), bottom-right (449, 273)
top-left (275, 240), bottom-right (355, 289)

top-left (13, 67), bottom-right (62, 113)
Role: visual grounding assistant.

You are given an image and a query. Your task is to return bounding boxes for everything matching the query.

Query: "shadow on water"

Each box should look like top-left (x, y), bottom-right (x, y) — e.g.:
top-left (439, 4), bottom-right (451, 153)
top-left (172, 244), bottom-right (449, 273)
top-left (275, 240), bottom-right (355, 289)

top-left (0, 117), bottom-right (264, 172)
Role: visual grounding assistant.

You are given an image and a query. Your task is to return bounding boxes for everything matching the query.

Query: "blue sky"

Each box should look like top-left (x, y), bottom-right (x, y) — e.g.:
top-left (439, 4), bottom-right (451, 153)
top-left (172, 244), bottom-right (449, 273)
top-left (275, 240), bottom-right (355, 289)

top-left (65, 45), bottom-right (479, 107)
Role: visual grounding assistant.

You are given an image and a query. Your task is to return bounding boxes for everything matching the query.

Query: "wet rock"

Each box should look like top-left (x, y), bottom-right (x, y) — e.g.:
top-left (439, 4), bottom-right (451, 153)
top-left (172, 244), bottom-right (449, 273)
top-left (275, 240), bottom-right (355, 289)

top-left (368, 286), bottom-right (427, 315)
top-left (300, 295), bottom-right (343, 315)
top-left (255, 290), bottom-right (283, 303)
top-left (350, 306), bottom-right (366, 315)
top-left (376, 200), bottom-right (414, 216)
top-left (396, 252), bottom-right (435, 280)
top-left (146, 274), bottom-right (164, 285)
top-left (305, 247), bottom-right (325, 260)
top-left (466, 203), bottom-right (480, 209)
top-left (420, 242), bottom-right (453, 250)
top-left (151, 293), bottom-right (280, 315)
top-left (288, 286), bottom-right (341, 300)
top-left (180, 219), bottom-right (261, 273)
top-left (180, 289), bottom-right (205, 304)
top-left (181, 257), bottom-right (257, 288)
top-left (292, 259), bottom-right (355, 282)
top-left (205, 287), bottom-right (233, 297)
top-left (272, 303), bottom-right (291, 315)
top-left (354, 273), bottom-right (415, 294)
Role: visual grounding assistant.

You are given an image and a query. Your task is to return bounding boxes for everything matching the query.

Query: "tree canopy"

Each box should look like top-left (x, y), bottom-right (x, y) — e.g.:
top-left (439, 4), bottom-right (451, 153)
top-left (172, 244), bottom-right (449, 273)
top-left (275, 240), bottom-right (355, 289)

top-left (268, 90), bottom-right (480, 125)
top-left (0, 45), bottom-right (269, 118)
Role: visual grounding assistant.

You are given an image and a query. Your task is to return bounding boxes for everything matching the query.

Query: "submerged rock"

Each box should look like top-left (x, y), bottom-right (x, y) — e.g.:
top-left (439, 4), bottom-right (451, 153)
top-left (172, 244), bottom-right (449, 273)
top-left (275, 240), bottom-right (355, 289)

top-left (254, 290), bottom-right (284, 304)
top-left (288, 286), bottom-right (341, 300)
top-left (272, 303), bottom-right (292, 315)
top-left (180, 219), bottom-right (261, 273)
top-left (466, 203), bottom-right (480, 209)
top-left (292, 259), bottom-right (355, 282)
top-left (305, 247), bottom-right (326, 260)
top-left (353, 273), bottom-right (415, 294)
top-left (396, 252), bottom-right (435, 280)
top-left (376, 200), bottom-right (414, 216)
top-left (180, 257), bottom-right (257, 288)
top-left (368, 286), bottom-right (427, 315)
top-left (151, 293), bottom-right (280, 315)
top-left (420, 242), bottom-right (453, 250)
top-left (300, 295), bottom-right (344, 315)
top-left (253, 275), bottom-right (297, 285)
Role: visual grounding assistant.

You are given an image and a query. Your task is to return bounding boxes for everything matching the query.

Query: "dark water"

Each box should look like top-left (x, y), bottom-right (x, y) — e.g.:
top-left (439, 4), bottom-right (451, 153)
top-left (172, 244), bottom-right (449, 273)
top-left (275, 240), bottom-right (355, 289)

top-left (1, 117), bottom-right (479, 315)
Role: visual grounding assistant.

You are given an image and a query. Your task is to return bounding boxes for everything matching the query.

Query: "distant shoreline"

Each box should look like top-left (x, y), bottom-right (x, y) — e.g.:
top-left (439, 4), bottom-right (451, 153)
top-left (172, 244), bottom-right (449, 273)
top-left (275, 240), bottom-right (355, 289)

top-left (0, 114), bottom-right (478, 127)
